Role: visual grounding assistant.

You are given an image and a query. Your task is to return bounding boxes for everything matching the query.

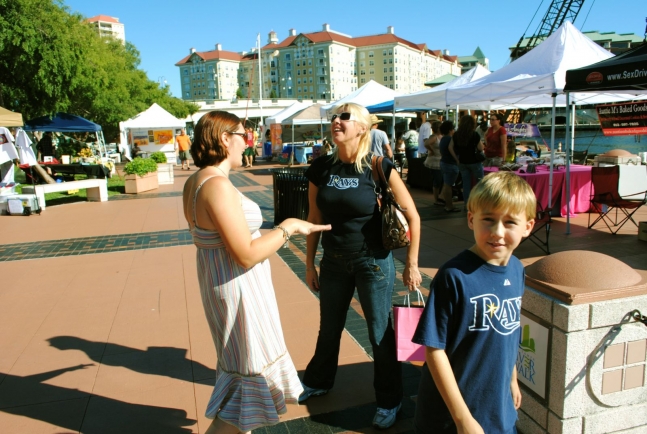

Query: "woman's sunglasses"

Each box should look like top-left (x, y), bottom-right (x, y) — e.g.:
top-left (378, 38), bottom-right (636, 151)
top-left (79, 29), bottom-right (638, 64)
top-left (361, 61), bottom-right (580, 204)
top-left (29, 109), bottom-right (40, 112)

top-left (331, 112), bottom-right (355, 122)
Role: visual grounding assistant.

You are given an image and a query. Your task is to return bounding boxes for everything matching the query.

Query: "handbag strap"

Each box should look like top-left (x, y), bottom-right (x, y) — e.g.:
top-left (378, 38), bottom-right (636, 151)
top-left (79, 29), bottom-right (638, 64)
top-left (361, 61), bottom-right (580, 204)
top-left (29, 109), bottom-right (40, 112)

top-left (371, 155), bottom-right (407, 212)
top-left (403, 288), bottom-right (425, 307)
top-left (370, 155), bottom-right (383, 209)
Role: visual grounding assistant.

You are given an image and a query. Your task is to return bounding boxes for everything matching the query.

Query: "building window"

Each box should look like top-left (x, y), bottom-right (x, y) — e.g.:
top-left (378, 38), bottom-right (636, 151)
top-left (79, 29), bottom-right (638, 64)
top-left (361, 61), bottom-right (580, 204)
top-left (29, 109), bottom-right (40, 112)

top-left (303, 69), bottom-right (306, 74)
top-left (368, 51), bottom-right (374, 58)
top-left (389, 59), bottom-right (393, 64)
top-left (369, 69), bottom-right (374, 75)
top-left (383, 50), bottom-right (387, 56)
top-left (360, 62), bottom-right (365, 67)
top-left (360, 70), bottom-right (365, 75)
top-left (318, 49), bottom-right (324, 56)
top-left (384, 76), bottom-right (388, 81)
top-left (388, 49), bottom-right (392, 55)
top-left (361, 78), bottom-right (366, 83)
top-left (384, 67), bottom-right (387, 73)
top-left (360, 52), bottom-right (365, 59)
top-left (369, 60), bottom-right (374, 66)
top-left (383, 59), bottom-right (387, 64)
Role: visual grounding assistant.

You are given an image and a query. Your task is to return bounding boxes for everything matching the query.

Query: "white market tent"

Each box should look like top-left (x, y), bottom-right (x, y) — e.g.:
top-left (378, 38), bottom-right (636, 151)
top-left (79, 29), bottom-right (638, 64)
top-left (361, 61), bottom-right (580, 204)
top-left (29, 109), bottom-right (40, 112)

top-left (394, 64), bottom-right (491, 110)
top-left (431, 21), bottom-right (647, 231)
top-left (442, 22), bottom-right (642, 110)
top-left (320, 80), bottom-right (399, 118)
top-left (119, 103), bottom-right (185, 160)
top-left (264, 101), bottom-right (313, 127)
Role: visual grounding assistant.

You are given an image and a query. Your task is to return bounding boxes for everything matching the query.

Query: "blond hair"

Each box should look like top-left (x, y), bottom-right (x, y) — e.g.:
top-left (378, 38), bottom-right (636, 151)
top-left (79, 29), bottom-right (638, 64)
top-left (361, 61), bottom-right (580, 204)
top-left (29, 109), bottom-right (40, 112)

top-left (467, 172), bottom-right (537, 220)
top-left (331, 102), bottom-right (372, 173)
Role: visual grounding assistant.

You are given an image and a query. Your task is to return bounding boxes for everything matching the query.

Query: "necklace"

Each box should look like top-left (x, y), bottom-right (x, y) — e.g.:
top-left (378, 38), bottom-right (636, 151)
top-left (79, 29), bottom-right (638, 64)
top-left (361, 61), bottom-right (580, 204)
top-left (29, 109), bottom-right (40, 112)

top-left (214, 166), bottom-right (228, 177)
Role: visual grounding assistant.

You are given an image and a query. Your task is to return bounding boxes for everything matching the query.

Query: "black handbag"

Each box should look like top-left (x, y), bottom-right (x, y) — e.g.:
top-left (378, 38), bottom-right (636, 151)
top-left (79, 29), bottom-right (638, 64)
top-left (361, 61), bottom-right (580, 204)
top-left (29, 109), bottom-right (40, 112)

top-left (371, 156), bottom-right (411, 250)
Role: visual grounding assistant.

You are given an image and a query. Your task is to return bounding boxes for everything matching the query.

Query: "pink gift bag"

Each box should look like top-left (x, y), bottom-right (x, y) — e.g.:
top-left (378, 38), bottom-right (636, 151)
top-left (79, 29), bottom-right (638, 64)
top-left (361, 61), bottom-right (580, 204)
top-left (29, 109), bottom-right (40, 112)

top-left (393, 289), bottom-right (426, 362)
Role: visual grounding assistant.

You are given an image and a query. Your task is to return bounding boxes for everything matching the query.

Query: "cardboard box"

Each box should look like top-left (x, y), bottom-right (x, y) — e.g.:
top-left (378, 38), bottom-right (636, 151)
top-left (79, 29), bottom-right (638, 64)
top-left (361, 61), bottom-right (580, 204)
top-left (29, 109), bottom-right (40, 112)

top-left (639, 222), bottom-right (647, 242)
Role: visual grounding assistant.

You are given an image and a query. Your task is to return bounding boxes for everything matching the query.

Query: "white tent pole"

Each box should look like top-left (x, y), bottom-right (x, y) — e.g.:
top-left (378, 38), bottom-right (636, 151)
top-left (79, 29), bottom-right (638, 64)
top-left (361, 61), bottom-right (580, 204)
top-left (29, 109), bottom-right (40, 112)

top-left (565, 93), bottom-right (572, 235)
top-left (392, 104), bottom-right (396, 144)
top-left (258, 34), bottom-right (264, 135)
top-left (548, 94), bottom-right (557, 210)
top-left (571, 100), bottom-right (576, 159)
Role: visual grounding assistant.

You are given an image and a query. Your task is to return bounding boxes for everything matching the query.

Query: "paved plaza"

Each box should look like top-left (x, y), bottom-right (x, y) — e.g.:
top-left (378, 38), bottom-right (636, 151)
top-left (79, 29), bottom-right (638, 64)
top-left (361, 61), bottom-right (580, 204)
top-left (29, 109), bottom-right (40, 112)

top-left (0, 161), bottom-right (645, 433)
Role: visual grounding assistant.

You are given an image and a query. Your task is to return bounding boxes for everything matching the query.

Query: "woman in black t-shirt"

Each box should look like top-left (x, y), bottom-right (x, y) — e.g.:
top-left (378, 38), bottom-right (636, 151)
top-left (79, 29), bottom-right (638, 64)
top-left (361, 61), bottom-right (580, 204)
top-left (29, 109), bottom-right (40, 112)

top-left (453, 115), bottom-right (485, 204)
top-left (300, 103), bottom-right (422, 430)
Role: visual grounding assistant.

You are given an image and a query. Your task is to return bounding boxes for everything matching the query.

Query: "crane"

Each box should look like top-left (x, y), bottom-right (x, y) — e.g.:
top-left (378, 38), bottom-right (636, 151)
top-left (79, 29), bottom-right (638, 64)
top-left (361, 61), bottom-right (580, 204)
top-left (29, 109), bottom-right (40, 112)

top-left (510, 0), bottom-right (586, 60)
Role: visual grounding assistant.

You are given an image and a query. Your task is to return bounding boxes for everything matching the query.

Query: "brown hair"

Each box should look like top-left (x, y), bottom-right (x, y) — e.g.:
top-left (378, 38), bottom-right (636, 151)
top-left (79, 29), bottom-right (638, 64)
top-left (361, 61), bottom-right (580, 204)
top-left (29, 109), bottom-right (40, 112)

top-left (190, 111), bottom-right (241, 168)
top-left (431, 121), bottom-right (441, 134)
top-left (453, 115), bottom-right (476, 149)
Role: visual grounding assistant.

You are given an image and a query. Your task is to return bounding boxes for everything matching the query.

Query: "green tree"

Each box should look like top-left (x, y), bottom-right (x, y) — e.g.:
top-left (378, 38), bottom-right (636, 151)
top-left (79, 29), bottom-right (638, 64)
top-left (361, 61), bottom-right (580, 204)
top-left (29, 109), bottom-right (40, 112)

top-left (0, 0), bottom-right (198, 140)
top-left (236, 88), bottom-right (244, 99)
top-left (269, 89), bottom-right (277, 99)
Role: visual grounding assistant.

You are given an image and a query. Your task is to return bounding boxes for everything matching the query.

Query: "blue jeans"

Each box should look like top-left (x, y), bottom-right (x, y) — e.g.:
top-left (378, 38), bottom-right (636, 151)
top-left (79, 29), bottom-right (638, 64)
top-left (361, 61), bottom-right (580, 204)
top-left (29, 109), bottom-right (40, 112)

top-left (302, 249), bottom-right (402, 409)
top-left (458, 162), bottom-right (484, 204)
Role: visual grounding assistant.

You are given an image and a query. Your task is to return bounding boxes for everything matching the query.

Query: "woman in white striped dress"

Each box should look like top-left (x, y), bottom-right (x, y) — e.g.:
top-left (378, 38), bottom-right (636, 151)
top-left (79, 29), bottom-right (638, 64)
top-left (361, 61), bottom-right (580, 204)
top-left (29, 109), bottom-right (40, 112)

top-left (182, 111), bottom-right (330, 434)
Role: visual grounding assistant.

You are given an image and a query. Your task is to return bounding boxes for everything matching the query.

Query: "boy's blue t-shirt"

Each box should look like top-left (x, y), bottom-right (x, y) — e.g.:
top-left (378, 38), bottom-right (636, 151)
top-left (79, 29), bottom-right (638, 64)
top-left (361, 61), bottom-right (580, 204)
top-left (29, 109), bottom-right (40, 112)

top-left (412, 249), bottom-right (524, 434)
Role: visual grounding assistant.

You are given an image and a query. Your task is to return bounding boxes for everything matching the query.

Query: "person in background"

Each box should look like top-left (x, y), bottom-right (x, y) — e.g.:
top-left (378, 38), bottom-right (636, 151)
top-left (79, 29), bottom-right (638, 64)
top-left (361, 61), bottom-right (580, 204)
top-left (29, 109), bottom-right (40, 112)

top-left (369, 115), bottom-right (393, 158)
top-left (423, 121), bottom-right (443, 206)
top-left (243, 127), bottom-right (256, 168)
top-left (476, 120), bottom-right (488, 143)
top-left (36, 131), bottom-right (55, 161)
top-left (484, 113), bottom-right (507, 162)
top-left (412, 172), bottom-right (535, 434)
top-left (243, 127), bottom-right (255, 168)
top-left (438, 121), bottom-right (460, 213)
top-left (453, 115), bottom-right (485, 206)
top-left (300, 103), bottom-right (421, 430)
top-left (416, 114), bottom-right (431, 158)
top-left (401, 121), bottom-right (419, 163)
top-left (182, 110), bottom-right (330, 434)
top-left (176, 128), bottom-right (192, 170)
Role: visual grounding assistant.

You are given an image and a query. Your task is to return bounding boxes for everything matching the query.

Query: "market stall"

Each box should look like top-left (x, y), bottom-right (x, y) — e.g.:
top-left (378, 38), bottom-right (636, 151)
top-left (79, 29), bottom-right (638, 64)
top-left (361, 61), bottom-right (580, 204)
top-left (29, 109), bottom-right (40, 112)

top-left (119, 103), bottom-right (185, 163)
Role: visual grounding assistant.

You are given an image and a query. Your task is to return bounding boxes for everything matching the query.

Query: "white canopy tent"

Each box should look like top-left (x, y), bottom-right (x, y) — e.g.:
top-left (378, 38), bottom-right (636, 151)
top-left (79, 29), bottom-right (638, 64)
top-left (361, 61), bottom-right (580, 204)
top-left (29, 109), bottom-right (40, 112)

top-left (320, 80), bottom-right (400, 118)
top-left (443, 22), bottom-right (643, 110)
top-left (394, 64), bottom-right (491, 110)
top-left (417, 22), bottom-right (647, 231)
top-left (265, 101), bottom-right (313, 127)
top-left (119, 103), bottom-right (185, 160)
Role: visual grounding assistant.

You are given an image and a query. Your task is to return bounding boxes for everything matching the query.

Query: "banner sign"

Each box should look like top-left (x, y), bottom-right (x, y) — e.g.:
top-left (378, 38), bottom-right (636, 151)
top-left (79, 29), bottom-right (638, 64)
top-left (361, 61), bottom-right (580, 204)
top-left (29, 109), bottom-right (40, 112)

top-left (517, 312), bottom-right (550, 399)
top-left (504, 123), bottom-right (541, 138)
top-left (596, 102), bottom-right (647, 136)
top-left (270, 123), bottom-right (283, 154)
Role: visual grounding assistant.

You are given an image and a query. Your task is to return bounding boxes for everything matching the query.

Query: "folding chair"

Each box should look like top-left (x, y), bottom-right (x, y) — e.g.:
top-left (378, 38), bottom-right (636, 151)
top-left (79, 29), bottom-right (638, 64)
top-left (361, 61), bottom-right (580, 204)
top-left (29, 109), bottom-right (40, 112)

top-left (588, 165), bottom-right (647, 234)
top-left (521, 202), bottom-right (551, 254)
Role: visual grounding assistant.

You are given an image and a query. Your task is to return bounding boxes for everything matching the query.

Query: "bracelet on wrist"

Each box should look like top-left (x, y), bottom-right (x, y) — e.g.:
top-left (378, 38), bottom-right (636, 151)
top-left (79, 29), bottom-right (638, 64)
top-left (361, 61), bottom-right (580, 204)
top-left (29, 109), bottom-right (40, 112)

top-left (273, 225), bottom-right (290, 248)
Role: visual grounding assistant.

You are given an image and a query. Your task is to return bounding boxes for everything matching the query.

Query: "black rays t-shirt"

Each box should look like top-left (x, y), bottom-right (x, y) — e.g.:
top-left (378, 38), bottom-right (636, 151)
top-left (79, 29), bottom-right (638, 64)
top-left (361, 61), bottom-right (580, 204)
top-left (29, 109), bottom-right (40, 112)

top-left (305, 154), bottom-right (393, 252)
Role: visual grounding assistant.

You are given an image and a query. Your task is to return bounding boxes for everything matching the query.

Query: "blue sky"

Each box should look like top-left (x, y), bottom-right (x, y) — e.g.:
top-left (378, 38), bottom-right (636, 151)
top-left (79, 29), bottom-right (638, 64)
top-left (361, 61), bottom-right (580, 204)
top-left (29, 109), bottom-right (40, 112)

top-left (63, 0), bottom-right (645, 98)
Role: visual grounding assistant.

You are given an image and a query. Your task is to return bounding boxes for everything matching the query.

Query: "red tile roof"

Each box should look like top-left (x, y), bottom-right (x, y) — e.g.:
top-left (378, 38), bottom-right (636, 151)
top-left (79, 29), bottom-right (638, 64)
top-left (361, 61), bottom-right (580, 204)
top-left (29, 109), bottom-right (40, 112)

top-left (175, 49), bottom-right (254, 66)
top-left (86, 15), bottom-right (120, 24)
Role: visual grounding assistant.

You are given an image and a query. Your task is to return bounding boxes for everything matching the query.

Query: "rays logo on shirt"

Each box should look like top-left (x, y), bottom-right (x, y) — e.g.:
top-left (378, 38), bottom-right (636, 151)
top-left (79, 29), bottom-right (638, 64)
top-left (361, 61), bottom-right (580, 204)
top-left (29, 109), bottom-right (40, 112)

top-left (327, 175), bottom-right (359, 190)
top-left (468, 294), bottom-right (521, 335)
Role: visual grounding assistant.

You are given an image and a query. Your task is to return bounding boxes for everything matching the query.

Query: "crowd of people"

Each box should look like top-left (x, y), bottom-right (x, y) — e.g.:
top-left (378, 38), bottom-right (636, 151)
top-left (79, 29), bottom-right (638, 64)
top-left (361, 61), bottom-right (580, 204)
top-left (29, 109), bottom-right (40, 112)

top-left (182, 104), bottom-right (534, 434)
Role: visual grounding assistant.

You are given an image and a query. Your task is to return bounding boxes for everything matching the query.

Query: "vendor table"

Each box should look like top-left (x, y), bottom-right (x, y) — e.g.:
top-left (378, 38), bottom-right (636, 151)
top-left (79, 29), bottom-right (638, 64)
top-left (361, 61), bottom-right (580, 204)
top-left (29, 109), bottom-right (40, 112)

top-left (484, 164), bottom-right (592, 217)
top-left (19, 163), bottom-right (110, 181)
top-left (44, 164), bottom-right (110, 179)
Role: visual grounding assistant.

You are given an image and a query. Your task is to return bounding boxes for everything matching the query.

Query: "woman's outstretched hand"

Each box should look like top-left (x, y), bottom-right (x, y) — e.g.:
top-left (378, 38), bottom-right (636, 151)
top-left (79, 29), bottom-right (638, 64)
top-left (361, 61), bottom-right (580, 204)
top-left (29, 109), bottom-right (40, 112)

top-left (282, 218), bottom-right (331, 236)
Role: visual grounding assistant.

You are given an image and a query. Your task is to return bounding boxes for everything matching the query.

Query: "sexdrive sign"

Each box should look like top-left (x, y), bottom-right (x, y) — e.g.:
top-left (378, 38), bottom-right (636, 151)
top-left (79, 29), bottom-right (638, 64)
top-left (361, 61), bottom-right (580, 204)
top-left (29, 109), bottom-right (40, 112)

top-left (596, 101), bottom-right (647, 136)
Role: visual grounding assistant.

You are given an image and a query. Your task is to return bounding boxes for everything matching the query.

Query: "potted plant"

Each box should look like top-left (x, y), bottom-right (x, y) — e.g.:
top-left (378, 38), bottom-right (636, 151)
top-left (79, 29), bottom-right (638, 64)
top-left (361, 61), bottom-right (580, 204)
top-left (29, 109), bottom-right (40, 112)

top-left (150, 151), bottom-right (174, 185)
top-left (124, 158), bottom-right (158, 193)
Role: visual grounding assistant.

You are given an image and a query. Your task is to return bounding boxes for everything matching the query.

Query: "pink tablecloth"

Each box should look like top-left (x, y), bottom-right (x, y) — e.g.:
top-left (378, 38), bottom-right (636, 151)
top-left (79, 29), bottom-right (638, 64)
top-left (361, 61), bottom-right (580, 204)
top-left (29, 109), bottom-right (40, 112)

top-left (484, 165), bottom-right (592, 217)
